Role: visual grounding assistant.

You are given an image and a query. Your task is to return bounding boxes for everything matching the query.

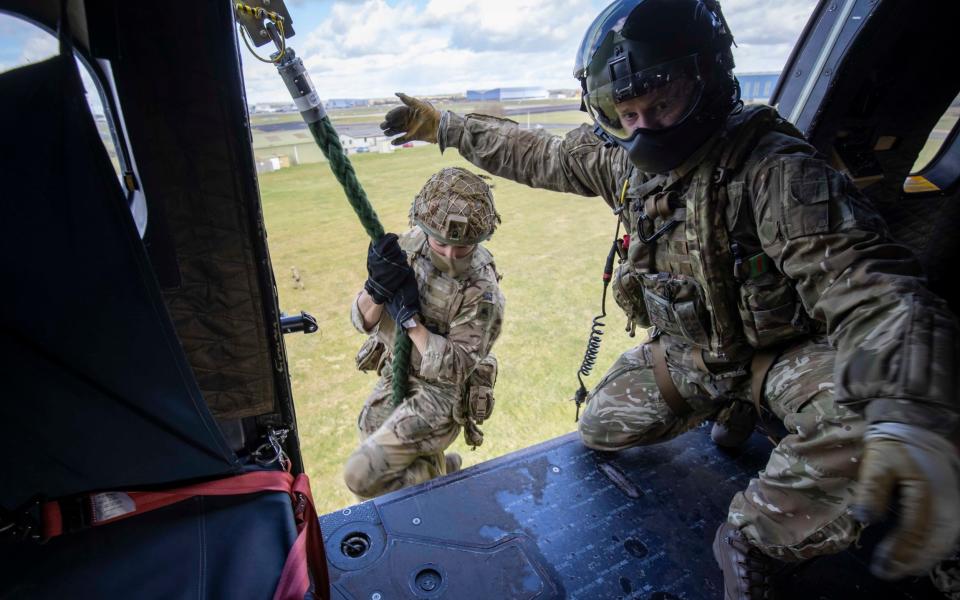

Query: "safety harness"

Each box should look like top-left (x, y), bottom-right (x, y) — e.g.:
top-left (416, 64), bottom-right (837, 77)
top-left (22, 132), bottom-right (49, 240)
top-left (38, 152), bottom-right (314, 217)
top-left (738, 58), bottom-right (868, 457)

top-left (643, 104), bottom-right (807, 416)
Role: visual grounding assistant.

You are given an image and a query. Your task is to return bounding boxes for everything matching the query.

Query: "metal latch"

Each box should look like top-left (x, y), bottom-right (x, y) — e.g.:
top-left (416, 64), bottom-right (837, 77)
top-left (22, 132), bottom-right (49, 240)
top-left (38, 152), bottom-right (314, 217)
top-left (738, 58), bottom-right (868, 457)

top-left (279, 310), bottom-right (318, 334)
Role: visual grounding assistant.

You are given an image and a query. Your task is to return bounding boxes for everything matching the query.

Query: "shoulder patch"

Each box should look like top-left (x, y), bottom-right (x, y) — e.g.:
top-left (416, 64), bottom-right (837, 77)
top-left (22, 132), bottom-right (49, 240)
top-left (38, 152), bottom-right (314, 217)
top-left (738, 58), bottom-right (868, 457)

top-left (477, 293), bottom-right (496, 322)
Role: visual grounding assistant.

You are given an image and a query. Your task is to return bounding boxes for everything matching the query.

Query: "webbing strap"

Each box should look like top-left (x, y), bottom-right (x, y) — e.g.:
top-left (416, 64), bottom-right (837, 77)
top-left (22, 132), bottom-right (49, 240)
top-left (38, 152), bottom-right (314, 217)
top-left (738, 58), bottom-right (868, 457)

top-left (42, 471), bottom-right (295, 537)
top-left (650, 338), bottom-right (693, 417)
top-left (40, 471), bottom-right (329, 600)
top-left (273, 474), bottom-right (329, 600)
top-left (750, 349), bottom-right (782, 415)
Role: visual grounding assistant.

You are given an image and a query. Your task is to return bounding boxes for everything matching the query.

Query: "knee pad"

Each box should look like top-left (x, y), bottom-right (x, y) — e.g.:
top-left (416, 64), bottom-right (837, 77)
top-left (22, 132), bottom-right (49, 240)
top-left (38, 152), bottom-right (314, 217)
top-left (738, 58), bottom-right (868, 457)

top-left (343, 451), bottom-right (380, 498)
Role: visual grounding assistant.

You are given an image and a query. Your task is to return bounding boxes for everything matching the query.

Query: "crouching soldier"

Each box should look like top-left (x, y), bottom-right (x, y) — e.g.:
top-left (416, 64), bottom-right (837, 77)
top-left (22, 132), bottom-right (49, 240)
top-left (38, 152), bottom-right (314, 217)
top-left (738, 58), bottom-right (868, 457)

top-left (343, 167), bottom-right (506, 500)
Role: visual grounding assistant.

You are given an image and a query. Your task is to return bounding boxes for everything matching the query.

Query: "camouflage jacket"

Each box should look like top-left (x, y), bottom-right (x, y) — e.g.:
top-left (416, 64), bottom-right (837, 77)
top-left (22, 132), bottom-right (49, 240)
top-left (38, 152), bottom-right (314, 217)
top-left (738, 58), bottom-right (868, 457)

top-left (439, 108), bottom-right (960, 436)
top-left (352, 227), bottom-right (505, 393)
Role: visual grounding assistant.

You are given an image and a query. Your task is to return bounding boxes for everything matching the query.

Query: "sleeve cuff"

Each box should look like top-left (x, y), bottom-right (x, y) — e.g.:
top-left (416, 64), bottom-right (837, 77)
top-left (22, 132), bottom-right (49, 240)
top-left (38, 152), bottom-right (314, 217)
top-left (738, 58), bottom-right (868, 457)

top-left (862, 398), bottom-right (959, 438)
top-left (438, 111), bottom-right (463, 154)
top-left (351, 293), bottom-right (379, 335)
top-left (417, 331), bottom-right (448, 380)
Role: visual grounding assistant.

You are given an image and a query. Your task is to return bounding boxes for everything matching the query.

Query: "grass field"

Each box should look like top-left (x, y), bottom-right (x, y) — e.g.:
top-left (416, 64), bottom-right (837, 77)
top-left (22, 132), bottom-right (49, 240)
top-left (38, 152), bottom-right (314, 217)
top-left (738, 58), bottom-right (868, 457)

top-left (258, 145), bottom-right (641, 512)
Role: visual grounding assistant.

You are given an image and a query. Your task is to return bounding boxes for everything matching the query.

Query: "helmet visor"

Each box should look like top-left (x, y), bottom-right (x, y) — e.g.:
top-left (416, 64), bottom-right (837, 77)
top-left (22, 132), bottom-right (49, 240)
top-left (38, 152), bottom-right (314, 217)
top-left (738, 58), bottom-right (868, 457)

top-left (584, 54), bottom-right (703, 140)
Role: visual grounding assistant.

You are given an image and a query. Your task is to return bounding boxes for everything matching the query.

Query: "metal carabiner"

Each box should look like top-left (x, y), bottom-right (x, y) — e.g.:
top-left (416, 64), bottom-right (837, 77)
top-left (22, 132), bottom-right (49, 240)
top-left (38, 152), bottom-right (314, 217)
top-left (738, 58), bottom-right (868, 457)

top-left (253, 428), bottom-right (290, 471)
top-left (636, 213), bottom-right (680, 245)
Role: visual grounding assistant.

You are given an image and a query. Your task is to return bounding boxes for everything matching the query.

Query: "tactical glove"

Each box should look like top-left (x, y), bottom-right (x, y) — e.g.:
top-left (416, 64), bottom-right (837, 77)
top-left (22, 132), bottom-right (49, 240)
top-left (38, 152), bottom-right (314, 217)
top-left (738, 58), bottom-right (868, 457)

top-left (852, 423), bottom-right (960, 580)
top-left (386, 271), bottom-right (421, 327)
top-left (364, 233), bottom-right (410, 304)
top-left (379, 92), bottom-right (440, 145)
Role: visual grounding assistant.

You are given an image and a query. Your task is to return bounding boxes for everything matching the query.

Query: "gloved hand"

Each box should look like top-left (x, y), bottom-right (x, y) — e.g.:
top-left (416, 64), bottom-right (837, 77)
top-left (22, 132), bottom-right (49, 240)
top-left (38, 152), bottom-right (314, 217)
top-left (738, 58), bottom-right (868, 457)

top-left (386, 271), bottom-right (421, 327)
top-left (364, 233), bottom-right (410, 304)
top-left (852, 423), bottom-right (960, 580)
top-left (379, 92), bottom-right (440, 145)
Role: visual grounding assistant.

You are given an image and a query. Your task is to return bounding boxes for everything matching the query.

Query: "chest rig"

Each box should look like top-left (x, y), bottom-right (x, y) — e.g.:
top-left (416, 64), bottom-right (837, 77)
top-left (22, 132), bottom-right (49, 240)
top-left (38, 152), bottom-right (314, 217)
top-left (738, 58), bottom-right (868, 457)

top-left (615, 105), bottom-right (813, 359)
top-left (399, 227), bottom-right (495, 337)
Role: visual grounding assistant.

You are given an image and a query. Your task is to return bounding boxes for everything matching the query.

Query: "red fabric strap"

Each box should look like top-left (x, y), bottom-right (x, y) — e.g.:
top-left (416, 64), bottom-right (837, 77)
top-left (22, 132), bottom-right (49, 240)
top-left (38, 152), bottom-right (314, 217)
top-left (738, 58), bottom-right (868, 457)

top-left (273, 474), bottom-right (329, 600)
top-left (41, 470), bottom-right (295, 538)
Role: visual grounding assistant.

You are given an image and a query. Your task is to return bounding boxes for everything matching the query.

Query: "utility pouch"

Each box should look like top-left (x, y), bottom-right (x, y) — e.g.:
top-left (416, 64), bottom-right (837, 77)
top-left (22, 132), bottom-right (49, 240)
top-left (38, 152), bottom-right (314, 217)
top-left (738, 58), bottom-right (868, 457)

top-left (640, 272), bottom-right (712, 348)
top-left (612, 262), bottom-right (651, 328)
top-left (466, 354), bottom-right (497, 424)
top-left (737, 269), bottom-right (810, 349)
top-left (355, 336), bottom-right (387, 373)
top-left (454, 355), bottom-right (498, 448)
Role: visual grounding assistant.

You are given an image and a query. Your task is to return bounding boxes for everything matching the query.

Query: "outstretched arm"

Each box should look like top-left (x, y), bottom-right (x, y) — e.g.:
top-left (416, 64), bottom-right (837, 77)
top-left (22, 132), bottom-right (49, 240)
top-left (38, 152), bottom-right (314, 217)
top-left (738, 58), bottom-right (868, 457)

top-left (380, 92), bottom-right (634, 208)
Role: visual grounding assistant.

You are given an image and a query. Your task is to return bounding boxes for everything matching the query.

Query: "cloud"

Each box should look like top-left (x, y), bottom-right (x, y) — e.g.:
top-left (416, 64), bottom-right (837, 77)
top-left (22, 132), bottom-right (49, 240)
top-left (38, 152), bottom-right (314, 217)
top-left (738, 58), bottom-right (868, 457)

top-left (20, 30), bottom-right (57, 63)
top-left (239, 0), bottom-right (818, 103)
top-left (724, 0), bottom-right (817, 46)
top-left (439, 0), bottom-right (592, 54)
top-left (0, 18), bottom-right (58, 75)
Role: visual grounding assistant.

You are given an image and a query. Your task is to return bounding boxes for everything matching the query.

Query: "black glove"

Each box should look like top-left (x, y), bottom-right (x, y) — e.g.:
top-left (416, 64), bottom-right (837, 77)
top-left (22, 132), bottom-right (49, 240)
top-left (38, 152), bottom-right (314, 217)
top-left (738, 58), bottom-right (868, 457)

top-left (364, 233), bottom-right (410, 304)
top-left (386, 271), bottom-right (421, 327)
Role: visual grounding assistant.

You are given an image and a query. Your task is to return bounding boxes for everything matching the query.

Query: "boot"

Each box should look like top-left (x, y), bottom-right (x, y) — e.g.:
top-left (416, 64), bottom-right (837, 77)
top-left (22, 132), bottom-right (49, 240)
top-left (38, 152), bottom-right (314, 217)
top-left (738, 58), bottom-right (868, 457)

top-left (444, 452), bottom-right (462, 475)
top-left (711, 402), bottom-right (758, 448)
top-left (931, 554), bottom-right (960, 599)
top-left (713, 522), bottom-right (778, 600)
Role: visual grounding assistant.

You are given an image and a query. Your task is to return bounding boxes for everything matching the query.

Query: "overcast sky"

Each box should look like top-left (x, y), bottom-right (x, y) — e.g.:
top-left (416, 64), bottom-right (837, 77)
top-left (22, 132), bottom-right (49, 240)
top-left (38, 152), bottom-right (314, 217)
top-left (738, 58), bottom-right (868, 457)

top-left (1, 0), bottom-right (817, 105)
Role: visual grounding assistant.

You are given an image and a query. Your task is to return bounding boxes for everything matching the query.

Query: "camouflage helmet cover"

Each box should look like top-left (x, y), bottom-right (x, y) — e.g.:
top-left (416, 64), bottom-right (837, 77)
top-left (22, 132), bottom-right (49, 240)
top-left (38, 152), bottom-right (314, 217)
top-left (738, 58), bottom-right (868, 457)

top-left (410, 167), bottom-right (501, 245)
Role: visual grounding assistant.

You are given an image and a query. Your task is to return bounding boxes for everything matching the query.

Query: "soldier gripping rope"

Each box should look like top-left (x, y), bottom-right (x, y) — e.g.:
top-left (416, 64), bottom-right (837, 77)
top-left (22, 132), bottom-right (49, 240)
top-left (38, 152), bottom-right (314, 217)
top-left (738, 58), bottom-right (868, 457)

top-left (343, 167), bottom-right (505, 500)
top-left (379, 0), bottom-right (960, 597)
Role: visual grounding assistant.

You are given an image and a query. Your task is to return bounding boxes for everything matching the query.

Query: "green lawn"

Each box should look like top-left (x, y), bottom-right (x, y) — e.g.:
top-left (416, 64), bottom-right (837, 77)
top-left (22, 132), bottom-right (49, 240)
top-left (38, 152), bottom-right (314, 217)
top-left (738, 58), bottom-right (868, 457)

top-left (258, 145), bottom-right (642, 512)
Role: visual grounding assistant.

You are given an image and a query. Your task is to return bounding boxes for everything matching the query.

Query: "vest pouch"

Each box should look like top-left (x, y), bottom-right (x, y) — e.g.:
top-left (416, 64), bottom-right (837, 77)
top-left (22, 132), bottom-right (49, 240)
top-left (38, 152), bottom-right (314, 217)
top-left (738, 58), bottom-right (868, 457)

top-left (455, 354), bottom-right (497, 426)
top-left (355, 335), bottom-right (386, 373)
top-left (738, 271), bottom-right (809, 348)
top-left (641, 272), bottom-right (712, 347)
top-left (468, 385), bottom-right (494, 424)
top-left (612, 262), bottom-right (650, 328)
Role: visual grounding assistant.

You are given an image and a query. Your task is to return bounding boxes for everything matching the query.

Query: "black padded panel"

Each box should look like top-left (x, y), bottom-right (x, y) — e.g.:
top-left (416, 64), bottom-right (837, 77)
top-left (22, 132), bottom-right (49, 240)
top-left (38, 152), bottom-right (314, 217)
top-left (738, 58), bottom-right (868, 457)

top-left (1, 491), bottom-right (297, 599)
top-left (0, 54), bottom-right (239, 511)
top-left (106, 2), bottom-right (289, 422)
top-left (321, 429), bottom-right (940, 599)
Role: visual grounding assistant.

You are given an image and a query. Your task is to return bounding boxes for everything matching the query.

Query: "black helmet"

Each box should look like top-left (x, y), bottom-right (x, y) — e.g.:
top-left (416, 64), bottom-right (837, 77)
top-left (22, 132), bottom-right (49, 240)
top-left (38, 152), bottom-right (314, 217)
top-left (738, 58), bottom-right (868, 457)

top-left (575, 0), bottom-right (739, 173)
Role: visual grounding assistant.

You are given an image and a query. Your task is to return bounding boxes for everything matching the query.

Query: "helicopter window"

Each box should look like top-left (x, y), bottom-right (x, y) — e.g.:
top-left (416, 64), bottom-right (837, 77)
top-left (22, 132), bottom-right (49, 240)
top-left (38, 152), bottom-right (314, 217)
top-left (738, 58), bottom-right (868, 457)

top-left (1, 12), bottom-right (141, 231)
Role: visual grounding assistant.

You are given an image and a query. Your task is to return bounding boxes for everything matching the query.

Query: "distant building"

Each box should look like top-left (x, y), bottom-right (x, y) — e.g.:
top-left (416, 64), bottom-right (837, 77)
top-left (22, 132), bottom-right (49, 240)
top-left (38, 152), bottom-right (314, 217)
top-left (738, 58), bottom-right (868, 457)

top-left (326, 98), bottom-right (370, 109)
top-left (737, 72), bottom-right (779, 103)
top-left (466, 87), bottom-right (549, 102)
top-left (250, 102), bottom-right (294, 114)
top-left (250, 120), bottom-right (396, 171)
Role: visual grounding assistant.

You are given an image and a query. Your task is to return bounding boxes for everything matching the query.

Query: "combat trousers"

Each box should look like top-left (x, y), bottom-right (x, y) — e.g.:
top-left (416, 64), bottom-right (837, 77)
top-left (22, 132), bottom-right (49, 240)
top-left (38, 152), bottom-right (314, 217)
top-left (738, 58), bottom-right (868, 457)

top-left (578, 334), bottom-right (865, 561)
top-left (343, 376), bottom-right (460, 500)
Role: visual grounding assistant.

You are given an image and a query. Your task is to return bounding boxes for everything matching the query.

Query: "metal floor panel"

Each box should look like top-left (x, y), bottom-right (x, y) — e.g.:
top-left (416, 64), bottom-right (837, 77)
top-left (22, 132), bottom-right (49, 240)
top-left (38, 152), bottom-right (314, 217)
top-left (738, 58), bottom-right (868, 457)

top-left (321, 426), bottom-right (941, 599)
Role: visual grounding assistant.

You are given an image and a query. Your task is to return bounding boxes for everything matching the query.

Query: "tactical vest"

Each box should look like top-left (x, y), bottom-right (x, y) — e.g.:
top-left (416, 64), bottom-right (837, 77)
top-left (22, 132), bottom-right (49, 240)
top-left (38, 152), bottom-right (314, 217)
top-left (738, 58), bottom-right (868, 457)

top-left (400, 226), bottom-right (498, 337)
top-left (613, 105), bottom-right (816, 365)
top-left (355, 226), bottom-right (500, 375)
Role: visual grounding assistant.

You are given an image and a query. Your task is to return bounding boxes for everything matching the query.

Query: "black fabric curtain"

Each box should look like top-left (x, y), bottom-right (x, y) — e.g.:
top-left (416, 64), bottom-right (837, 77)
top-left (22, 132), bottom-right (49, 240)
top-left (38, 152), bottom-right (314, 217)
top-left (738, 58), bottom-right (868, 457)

top-left (0, 26), bottom-right (239, 511)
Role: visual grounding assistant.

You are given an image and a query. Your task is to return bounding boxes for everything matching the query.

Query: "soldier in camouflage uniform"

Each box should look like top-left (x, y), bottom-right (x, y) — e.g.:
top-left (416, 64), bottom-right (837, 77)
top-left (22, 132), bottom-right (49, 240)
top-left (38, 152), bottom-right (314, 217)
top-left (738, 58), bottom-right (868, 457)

top-left (380, 0), bottom-right (960, 597)
top-left (343, 167), bottom-right (505, 500)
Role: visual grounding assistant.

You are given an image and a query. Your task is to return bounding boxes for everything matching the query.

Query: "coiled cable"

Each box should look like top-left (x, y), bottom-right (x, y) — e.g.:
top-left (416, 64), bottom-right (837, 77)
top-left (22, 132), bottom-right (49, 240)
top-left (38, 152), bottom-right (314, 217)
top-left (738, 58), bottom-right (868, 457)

top-left (572, 180), bottom-right (629, 420)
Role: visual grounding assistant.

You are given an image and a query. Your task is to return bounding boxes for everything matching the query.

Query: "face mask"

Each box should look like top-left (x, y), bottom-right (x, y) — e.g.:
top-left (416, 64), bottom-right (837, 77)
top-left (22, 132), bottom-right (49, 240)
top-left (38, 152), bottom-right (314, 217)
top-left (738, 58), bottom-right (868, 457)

top-left (429, 247), bottom-right (474, 278)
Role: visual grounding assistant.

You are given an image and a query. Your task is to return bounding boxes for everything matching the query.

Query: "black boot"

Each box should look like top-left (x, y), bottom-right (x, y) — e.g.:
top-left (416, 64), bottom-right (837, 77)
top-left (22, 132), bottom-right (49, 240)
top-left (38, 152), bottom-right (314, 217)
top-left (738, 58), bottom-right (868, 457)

top-left (711, 402), bottom-right (758, 448)
top-left (931, 554), bottom-right (960, 599)
top-left (712, 522), bottom-right (779, 600)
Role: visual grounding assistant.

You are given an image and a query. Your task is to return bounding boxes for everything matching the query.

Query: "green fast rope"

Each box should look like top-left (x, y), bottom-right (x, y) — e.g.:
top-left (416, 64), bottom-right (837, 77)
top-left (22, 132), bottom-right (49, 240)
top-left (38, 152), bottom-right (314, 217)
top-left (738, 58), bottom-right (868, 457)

top-left (306, 118), bottom-right (412, 407)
